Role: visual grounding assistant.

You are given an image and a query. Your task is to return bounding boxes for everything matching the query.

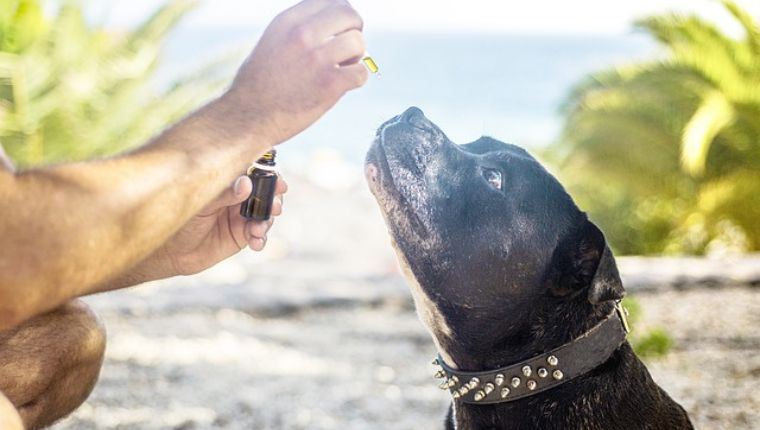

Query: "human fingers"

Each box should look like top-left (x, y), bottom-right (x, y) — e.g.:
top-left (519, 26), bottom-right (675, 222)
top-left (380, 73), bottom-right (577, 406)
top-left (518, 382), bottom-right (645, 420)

top-left (275, 175), bottom-right (288, 195)
top-left (321, 29), bottom-right (365, 66)
top-left (278, 0), bottom-right (346, 26)
top-left (248, 218), bottom-right (274, 241)
top-left (247, 219), bottom-right (275, 252)
top-left (333, 61), bottom-right (369, 92)
top-left (306, 2), bottom-right (363, 44)
top-left (202, 176), bottom-right (252, 214)
top-left (248, 236), bottom-right (266, 252)
top-left (270, 195), bottom-right (284, 217)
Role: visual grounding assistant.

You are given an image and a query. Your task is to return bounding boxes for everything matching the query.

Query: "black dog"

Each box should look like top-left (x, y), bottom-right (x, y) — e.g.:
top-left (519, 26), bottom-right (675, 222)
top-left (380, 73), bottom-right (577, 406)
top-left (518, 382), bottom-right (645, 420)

top-left (365, 107), bottom-right (693, 430)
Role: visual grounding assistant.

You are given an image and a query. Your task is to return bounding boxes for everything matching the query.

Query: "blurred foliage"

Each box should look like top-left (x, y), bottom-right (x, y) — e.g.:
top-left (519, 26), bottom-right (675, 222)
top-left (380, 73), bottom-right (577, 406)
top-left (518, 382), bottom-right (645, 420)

top-left (623, 297), bottom-right (673, 358)
top-left (553, 0), bottom-right (760, 255)
top-left (634, 328), bottom-right (674, 358)
top-left (0, 0), bottom-right (223, 169)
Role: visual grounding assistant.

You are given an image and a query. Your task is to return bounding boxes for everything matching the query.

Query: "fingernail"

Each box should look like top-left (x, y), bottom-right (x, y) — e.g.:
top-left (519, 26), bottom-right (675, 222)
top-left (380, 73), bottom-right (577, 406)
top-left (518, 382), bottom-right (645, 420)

top-left (233, 176), bottom-right (245, 195)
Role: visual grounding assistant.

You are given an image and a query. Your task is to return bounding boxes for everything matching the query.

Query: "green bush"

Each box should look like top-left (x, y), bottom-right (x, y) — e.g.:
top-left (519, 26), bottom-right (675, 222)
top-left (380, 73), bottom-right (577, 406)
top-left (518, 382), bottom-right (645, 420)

top-left (634, 328), bottom-right (674, 358)
top-left (0, 0), bottom-right (222, 169)
top-left (553, 0), bottom-right (760, 255)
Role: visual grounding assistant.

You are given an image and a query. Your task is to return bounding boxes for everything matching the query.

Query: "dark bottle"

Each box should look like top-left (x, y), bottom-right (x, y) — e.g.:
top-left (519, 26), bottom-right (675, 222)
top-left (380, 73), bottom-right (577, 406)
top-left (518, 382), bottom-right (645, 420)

top-left (240, 150), bottom-right (278, 221)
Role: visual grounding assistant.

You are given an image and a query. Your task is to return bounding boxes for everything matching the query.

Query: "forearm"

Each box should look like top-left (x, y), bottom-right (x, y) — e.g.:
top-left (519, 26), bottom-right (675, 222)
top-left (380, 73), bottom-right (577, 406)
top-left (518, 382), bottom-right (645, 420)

top-left (0, 0), bottom-right (369, 328)
top-left (0, 96), bottom-right (270, 325)
top-left (88, 240), bottom-right (188, 294)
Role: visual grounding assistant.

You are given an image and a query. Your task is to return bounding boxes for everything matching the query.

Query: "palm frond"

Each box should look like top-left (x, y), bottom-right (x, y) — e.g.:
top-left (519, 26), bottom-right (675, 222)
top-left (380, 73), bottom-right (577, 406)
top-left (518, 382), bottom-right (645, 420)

top-left (555, 1), bottom-right (760, 254)
top-left (722, 0), bottom-right (760, 54)
top-left (680, 90), bottom-right (735, 176)
top-left (0, 0), bottom-right (225, 169)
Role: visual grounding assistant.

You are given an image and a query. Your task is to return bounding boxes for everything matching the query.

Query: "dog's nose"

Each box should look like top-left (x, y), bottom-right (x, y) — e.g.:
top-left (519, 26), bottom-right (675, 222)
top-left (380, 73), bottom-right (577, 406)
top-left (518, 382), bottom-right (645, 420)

top-left (399, 106), bottom-right (425, 123)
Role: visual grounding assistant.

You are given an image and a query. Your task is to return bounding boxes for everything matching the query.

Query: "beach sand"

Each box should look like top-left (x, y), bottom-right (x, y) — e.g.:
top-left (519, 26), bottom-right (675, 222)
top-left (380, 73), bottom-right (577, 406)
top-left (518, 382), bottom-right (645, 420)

top-left (53, 165), bottom-right (760, 430)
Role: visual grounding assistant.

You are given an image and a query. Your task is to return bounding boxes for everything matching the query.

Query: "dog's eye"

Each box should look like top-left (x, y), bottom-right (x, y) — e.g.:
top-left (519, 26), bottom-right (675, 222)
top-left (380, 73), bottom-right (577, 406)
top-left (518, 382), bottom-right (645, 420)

top-left (482, 168), bottom-right (502, 190)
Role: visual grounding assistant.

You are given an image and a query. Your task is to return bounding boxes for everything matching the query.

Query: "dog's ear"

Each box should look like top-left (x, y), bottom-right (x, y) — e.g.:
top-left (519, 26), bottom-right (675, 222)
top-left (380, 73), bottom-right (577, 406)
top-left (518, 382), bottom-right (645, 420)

top-left (587, 244), bottom-right (625, 304)
top-left (552, 218), bottom-right (625, 304)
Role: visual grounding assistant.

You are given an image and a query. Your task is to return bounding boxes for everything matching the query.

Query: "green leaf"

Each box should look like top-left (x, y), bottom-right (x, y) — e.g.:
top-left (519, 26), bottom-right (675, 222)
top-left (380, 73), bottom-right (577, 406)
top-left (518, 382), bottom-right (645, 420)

top-left (0, 0), bottom-right (225, 169)
top-left (722, 0), bottom-right (760, 54)
top-left (681, 90), bottom-right (735, 176)
top-left (556, 1), bottom-right (760, 254)
top-left (1, 0), bottom-right (46, 53)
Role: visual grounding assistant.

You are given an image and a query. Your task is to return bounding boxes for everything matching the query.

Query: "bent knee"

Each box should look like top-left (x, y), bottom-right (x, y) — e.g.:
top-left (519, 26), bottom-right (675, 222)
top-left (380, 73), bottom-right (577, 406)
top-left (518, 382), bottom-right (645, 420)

top-left (52, 300), bottom-right (107, 364)
top-left (4, 301), bottom-right (106, 429)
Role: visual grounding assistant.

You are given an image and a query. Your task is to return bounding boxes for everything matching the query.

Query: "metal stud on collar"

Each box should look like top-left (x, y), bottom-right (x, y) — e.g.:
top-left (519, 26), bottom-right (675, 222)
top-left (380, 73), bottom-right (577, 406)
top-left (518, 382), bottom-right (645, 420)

top-left (494, 374), bottom-right (505, 386)
top-left (473, 390), bottom-right (486, 401)
top-left (466, 377), bottom-right (480, 390)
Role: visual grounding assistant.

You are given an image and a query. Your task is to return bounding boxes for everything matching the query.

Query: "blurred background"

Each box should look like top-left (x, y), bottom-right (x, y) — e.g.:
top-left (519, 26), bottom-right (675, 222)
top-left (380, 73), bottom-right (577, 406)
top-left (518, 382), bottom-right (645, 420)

top-left (2, 0), bottom-right (760, 429)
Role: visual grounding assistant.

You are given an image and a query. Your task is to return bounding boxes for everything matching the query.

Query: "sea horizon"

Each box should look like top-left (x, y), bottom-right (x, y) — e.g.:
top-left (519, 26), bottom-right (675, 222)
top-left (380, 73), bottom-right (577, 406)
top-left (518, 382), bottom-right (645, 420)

top-left (157, 28), bottom-right (660, 167)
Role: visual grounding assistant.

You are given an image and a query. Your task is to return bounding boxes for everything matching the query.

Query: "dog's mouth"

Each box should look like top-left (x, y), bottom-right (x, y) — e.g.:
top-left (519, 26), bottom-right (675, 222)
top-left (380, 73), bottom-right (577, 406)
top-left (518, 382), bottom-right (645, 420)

top-left (365, 136), bottom-right (431, 242)
top-left (365, 107), bottom-right (450, 244)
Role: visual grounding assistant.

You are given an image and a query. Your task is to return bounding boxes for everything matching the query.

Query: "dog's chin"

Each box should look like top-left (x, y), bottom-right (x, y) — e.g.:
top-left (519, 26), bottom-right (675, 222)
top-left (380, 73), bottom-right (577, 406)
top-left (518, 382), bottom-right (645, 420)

top-left (365, 139), bottom-right (436, 249)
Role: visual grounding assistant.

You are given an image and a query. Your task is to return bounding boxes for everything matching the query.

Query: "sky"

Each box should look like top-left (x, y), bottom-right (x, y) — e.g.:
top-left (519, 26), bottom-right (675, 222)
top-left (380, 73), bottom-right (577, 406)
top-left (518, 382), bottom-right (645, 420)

top-left (94, 0), bottom-right (760, 35)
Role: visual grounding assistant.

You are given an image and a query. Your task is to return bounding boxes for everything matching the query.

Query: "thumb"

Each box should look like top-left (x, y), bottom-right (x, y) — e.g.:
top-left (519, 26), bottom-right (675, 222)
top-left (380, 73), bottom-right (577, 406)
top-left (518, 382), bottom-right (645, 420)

top-left (201, 176), bottom-right (252, 215)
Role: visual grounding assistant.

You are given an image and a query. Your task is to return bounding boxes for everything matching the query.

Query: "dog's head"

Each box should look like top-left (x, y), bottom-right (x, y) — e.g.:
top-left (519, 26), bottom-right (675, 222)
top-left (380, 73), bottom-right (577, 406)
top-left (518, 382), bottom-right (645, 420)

top-left (365, 107), bottom-right (625, 369)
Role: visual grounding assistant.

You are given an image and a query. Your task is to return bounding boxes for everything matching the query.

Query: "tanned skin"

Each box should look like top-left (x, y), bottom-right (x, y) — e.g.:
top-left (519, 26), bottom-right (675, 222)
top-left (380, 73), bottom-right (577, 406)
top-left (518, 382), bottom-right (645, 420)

top-left (0, 0), bottom-right (368, 428)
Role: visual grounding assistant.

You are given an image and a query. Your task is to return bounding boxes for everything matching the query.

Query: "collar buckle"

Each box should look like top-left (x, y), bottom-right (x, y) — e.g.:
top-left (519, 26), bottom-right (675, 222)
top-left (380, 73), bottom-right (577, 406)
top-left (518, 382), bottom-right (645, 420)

top-left (615, 300), bottom-right (631, 334)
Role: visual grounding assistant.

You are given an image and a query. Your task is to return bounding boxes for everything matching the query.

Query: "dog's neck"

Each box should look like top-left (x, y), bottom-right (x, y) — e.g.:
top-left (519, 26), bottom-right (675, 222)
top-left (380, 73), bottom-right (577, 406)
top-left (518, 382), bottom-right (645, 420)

top-left (436, 301), bottom-right (689, 430)
top-left (438, 300), bottom-right (617, 372)
top-left (448, 343), bottom-right (648, 430)
top-left (435, 304), bottom-right (628, 405)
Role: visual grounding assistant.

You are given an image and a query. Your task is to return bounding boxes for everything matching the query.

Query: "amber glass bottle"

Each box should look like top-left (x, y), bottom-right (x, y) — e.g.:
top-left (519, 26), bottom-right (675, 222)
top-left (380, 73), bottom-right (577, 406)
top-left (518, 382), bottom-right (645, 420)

top-left (240, 150), bottom-right (278, 221)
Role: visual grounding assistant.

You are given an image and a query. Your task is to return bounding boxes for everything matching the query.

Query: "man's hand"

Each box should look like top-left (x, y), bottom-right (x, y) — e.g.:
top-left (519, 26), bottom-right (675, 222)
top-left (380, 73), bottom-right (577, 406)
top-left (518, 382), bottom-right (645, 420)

top-left (0, 0), bottom-right (364, 328)
top-left (224, 0), bottom-right (368, 144)
top-left (107, 175), bottom-right (288, 287)
top-left (160, 175), bottom-right (288, 275)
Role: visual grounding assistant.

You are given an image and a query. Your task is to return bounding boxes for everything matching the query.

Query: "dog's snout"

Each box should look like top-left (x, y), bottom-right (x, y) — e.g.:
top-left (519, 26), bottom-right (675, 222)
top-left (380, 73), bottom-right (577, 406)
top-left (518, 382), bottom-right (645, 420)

top-left (400, 106), bottom-right (425, 124)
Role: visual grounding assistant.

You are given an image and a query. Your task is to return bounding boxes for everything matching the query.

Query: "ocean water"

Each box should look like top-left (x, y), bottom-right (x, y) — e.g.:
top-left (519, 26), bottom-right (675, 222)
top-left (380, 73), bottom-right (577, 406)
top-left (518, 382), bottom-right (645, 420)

top-left (160, 28), bottom-right (658, 166)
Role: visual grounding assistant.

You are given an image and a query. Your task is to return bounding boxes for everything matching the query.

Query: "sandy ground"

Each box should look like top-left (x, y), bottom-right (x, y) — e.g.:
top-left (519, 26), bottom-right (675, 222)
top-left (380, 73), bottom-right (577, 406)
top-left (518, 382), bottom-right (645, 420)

top-left (50, 167), bottom-right (760, 430)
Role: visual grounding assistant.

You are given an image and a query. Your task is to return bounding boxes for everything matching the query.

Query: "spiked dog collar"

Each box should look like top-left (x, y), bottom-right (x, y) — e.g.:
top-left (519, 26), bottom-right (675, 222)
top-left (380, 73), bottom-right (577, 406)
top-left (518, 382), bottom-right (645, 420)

top-left (432, 301), bottom-right (630, 405)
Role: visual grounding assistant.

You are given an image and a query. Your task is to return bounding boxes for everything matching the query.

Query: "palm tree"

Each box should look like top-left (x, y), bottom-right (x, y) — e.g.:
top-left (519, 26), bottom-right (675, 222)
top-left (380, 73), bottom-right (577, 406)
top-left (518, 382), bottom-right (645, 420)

top-left (555, 0), bottom-right (760, 255)
top-left (0, 0), bottom-right (223, 169)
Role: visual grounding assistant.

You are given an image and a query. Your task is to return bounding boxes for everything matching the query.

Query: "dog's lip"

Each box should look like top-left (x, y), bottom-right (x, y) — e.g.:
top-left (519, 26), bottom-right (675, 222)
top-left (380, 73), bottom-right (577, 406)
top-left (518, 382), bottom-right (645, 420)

top-left (364, 137), bottom-right (387, 192)
top-left (365, 132), bottom-right (431, 240)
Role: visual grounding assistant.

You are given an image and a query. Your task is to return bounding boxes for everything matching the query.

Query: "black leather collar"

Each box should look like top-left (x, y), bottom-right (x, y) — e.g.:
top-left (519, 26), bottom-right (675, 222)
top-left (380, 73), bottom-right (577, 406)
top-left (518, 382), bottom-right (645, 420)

top-left (432, 301), bottom-right (630, 405)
